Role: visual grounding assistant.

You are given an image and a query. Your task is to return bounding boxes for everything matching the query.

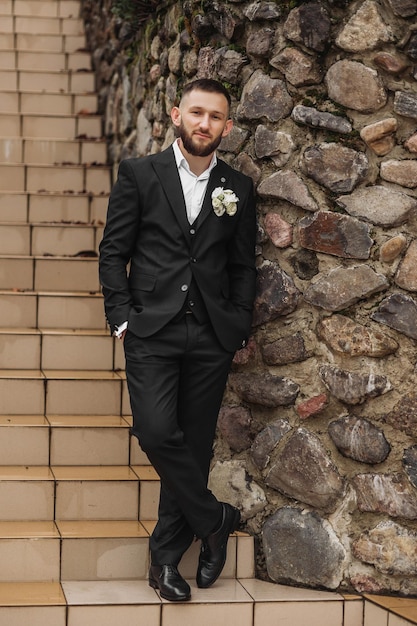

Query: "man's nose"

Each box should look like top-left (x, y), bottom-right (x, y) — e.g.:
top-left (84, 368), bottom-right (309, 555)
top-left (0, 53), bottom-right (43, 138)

top-left (199, 114), bottom-right (210, 129)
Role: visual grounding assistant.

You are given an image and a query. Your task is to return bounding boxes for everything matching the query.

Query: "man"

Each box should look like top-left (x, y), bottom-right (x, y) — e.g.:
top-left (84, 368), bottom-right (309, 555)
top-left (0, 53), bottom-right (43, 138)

top-left (99, 79), bottom-right (257, 602)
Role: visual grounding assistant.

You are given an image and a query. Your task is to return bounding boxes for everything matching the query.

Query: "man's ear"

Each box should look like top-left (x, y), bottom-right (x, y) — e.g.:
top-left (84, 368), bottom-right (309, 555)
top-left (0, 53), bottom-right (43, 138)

top-left (222, 118), bottom-right (233, 138)
top-left (171, 106), bottom-right (181, 128)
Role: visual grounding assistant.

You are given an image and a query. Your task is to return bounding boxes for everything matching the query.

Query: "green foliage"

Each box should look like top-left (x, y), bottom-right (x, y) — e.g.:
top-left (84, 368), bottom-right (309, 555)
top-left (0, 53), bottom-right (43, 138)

top-left (111, 0), bottom-right (160, 30)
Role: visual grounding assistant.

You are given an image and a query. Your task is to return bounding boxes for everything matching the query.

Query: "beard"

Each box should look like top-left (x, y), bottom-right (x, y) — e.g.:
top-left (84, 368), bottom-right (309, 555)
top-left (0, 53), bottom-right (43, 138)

top-left (179, 122), bottom-right (223, 157)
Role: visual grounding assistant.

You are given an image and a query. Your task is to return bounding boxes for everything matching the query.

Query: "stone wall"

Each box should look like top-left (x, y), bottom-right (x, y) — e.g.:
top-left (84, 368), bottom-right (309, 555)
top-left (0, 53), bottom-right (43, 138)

top-left (81, 0), bottom-right (417, 596)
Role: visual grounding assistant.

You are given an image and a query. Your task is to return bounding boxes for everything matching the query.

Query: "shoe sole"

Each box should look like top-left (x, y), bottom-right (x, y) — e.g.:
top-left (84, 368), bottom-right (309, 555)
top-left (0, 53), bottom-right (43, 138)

top-left (148, 576), bottom-right (191, 602)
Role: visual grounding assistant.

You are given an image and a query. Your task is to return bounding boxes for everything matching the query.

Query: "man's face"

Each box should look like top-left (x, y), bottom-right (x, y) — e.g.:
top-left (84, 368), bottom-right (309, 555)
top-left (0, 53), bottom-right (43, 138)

top-left (171, 89), bottom-right (233, 157)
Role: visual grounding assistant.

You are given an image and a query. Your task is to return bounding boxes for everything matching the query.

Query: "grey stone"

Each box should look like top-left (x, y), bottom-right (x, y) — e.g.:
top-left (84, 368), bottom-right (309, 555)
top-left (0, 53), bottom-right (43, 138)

top-left (219, 125), bottom-right (249, 154)
top-left (229, 372), bottom-right (299, 408)
top-left (262, 333), bottom-right (308, 366)
top-left (263, 507), bottom-right (345, 589)
top-left (353, 473), bottom-right (417, 519)
top-left (135, 108), bottom-right (152, 156)
top-left (302, 143), bottom-right (368, 193)
top-left (396, 240), bottom-right (417, 291)
top-left (216, 48), bottom-right (248, 84)
top-left (233, 152), bottom-right (262, 184)
top-left (270, 48), bottom-right (323, 87)
top-left (372, 293), bottom-right (417, 340)
top-left (289, 248), bottom-right (319, 280)
top-left (257, 170), bottom-right (318, 212)
top-left (317, 315), bottom-right (398, 357)
top-left (217, 405), bottom-right (254, 453)
top-left (325, 60), bottom-right (387, 113)
top-left (298, 211), bottom-right (373, 260)
top-left (209, 460), bottom-right (267, 520)
top-left (336, 186), bottom-right (416, 227)
top-left (265, 428), bottom-right (344, 509)
top-left (246, 27), bottom-right (275, 58)
top-left (291, 105), bottom-right (352, 134)
top-left (304, 265), bottom-right (389, 312)
top-left (254, 125), bottom-right (295, 166)
top-left (382, 391), bottom-right (417, 437)
top-left (237, 70), bottom-right (293, 122)
top-left (394, 91), bottom-right (417, 120)
top-left (328, 415), bottom-right (390, 464)
top-left (284, 3), bottom-right (331, 52)
top-left (353, 521), bottom-right (417, 576)
top-left (407, 33), bottom-right (417, 61)
top-left (253, 260), bottom-right (300, 326)
top-left (244, 2), bottom-right (282, 21)
top-left (319, 364), bottom-right (392, 405)
top-left (251, 419), bottom-right (292, 470)
top-left (335, 1), bottom-right (392, 53)
top-left (403, 446), bottom-right (417, 489)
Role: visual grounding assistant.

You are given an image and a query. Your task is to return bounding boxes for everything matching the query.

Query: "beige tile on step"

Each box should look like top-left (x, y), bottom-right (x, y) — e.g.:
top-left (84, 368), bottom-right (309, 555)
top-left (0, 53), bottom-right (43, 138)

top-left (61, 17), bottom-right (85, 35)
top-left (0, 292), bottom-right (37, 328)
top-left (0, 224), bottom-right (30, 254)
top-left (81, 140), bottom-right (106, 164)
top-left (0, 605), bottom-right (66, 626)
top-left (161, 579), bottom-right (253, 626)
top-left (0, 50), bottom-right (15, 70)
top-left (64, 34), bottom-right (86, 52)
top-left (74, 94), bottom-right (98, 115)
top-left (18, 51), bottom-right (66, 71)
top-left (70, 71), bottom-right (95, 92)
top-left (0, 2), bottom-right (12, 16)
top-left (364, 600), bottom-right (389, 626)
top-left (23, 115), bottom-right (76, 140)
top-left (61, 535), bottom-right (149, 580)
top-left (68, 604), bottom-right (160, 626)
top-left (37, 292), bottom-right (106, 330)
top-left (344, 595), bottom-right (364, 626)
top-left (0, 164), bottom-right (25, 191)
top-left (16, 33), bottom-right (64, 52)
top-left (389, 616), bottom-right (417, 626)
top-left (57, 519), bottom-right (148, 538)
top-left (0, 415), bottom-right (49, 465)
top-left (31, 224), bottom-right (95, 257)
top-left (68, 51), bottom-right (91, 71)
top-left (0, 371), bottom-right (45, 414)
top-left (85, 167), bottom-right (111, 194)
top-left (20, 93), bottom-right (73, 116)
top-left (90, 195), bottom-right (108, 224)
top-left (0, 34), bottom-right (13, 48)
top-left (25, 139), bottom-right (81, 165)
top-left (0, 466), bottom-right (54, 520)
top-left (0, 114), bottom-right (20, 138)
top-left (28, 192), bottom-right (89, 222)
top-left (0, 91), bottom-right (19, 113)
top-left (48, 414), bottom-right (129, 465)
top-left (0, 193), bottom-right (27, 222)
top-left (0, 138), bottom-right (23, 163)
top-left (0, 536), bottom-right (60, 581)
top-left (19, 70), bottom-right (69, 92)
top-left (133, 466), bottom-right (160, 520)
top-left (34, 257), bottom-right (100, 292)
top-left (59, 1), bottom-right (81, 19)
top-left (0, 581), bottom-right (65, 606)
top-left (130, 433), bottom-right (151, 466)
top-left (53, 465), bottom-right (139, 520)
top-left (14, 16), bottom-right (61, 34)
top-left (14, 0), bottom-right (58, 18)
top-left (236, 531), bottom-right (255, 579)
top-left (0, 329), bottom-right (40, 368)
top-left (27, 165), bottom-right (84, 194)
top-left (0, 15), bottom-right (13, 31)
top-left (44, 371), bottom-right (122, 415)
top-left (77, 115), bottom-right (102, 138)
top-left (0, 69), bottom-right (17, 90)
top-left (0, 256), bottom-right (34, 290)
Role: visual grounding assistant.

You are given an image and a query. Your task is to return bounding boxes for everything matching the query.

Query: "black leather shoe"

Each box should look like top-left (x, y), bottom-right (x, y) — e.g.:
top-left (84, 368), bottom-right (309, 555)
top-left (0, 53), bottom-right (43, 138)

top-left (196, 502), bottom-right (241, 589)
top-left (149, 564), bottom-right (191, 602)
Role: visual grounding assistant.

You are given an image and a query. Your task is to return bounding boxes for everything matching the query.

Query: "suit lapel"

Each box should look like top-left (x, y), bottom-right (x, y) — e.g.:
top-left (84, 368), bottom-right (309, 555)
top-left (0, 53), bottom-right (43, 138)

top-left (195, 160), bottom-right (231, 230)
top-left (152, 147), bottom-right (190, 240)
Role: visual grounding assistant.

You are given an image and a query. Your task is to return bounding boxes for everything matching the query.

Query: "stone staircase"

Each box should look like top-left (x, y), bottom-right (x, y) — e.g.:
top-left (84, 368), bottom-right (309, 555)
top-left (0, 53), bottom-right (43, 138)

top-left (0, 1), bottom-right (416, 625)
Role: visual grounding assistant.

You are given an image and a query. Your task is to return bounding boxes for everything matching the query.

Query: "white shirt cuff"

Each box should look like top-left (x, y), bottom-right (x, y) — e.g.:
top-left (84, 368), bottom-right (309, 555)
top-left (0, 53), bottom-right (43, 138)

top-left (113, 321), bottom-right (128, 338)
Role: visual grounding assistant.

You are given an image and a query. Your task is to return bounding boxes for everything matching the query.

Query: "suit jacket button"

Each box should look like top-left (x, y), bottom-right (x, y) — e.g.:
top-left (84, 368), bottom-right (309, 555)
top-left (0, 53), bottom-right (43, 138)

top-left (190, 229), bottom-right (195, 235)
top-left (181, 284), bottom-right (188, 292)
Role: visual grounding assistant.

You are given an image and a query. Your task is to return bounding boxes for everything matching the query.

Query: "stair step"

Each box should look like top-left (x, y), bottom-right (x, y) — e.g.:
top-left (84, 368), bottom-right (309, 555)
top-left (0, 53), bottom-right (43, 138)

top-left (0, 32), bottom-right (86, 52)
top-left (0, 467), bottom-right (55, 520)
top-left (0, 92), bottom-right (98, 116)
top-left (0, 291), bottom-right (106, 329)
top-left (0, 415), bottom-right (49, 465)
top-left (0, 162), bottom-right (110, 194)
top-left (0, 222), bottom-right (103, 255)
top-left (8, 16), bottom-right (85, 36)
top-left (0, 191), bottom-right (107, 223)
top-left (0, 49), bottom-right (91, 71)
top-left (0, 136), bottom-right (106, 165)
top-left (0, 113), bottom-right (102, 140)
top-left (0, 69), bottom-right (95, 92)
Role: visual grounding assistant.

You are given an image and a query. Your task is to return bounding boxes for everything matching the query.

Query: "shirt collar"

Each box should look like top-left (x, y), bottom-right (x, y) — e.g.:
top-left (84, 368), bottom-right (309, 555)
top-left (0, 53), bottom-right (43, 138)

top-left (172, 138), bottom-right (217, 178)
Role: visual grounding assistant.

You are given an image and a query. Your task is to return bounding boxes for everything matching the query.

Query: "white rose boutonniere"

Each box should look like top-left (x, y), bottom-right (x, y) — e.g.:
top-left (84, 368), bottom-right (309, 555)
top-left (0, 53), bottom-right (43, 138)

top-left (211, 187), bottom-right (239, 217)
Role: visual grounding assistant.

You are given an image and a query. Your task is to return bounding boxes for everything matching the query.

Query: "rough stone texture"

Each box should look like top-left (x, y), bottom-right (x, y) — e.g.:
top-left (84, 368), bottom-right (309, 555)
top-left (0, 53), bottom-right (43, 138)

top-left (353, 473), bottom-right (417, 519)
top-left (261, 333), bottom-right (308, 366)
top-left (253, 260), bottom-right (300, 325)
top-left (319, 364), bottom-right (392, 405)
top-left (82, 0), bottom-right (417, 596)
top-left (257, 170), bottom-right (318, 211)
top-left (251, 418), bottom-right (292, 470)
top-left (265, 428), bottom-right (344, 509)
top-left (325, 60), bottom-right (387, 113)
top-left (298, 211), bottom-right (373, 260)
top-left (317, 315), bottom-right (398, 358)
top-left (302, 143), bottom-right (368, 193)
top-left (336, 186), bottom-right (416, 227)
top-left (353, 521), bottom-right (417, 576)
top-left (304, 265), bottom-right (389, 312)
top-left (335, 1), bottom-right (392, 53)
top-left (380, 160), bottom-right (417, 189)
top-left (229, 372), bottom-right (299, 408)
top-left (291, 105), bottom-right (352, 134)
top-left (209, 460), bottom-right (267, 520)
top-left (372, 293), bottom-right (417, 340)
top-left (237, 70), bottom-right (293, 122)
top-left (395, 240), bottom-right (417, 291)
top-left (328, 415), bottom-right (390, 464)
top-left (217, 405), bottom-right (254, 453)
top-left (263, 507), bottom-right (346, 589)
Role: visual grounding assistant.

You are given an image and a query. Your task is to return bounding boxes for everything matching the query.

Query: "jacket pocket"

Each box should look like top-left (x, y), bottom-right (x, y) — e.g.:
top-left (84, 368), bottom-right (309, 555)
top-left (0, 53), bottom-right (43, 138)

top-left (130, 273), bottom-right (156, 292)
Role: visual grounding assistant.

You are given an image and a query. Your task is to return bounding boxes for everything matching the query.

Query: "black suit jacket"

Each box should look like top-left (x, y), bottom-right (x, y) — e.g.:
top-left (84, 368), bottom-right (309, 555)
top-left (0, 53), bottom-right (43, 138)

top-left (99, 145), bottom-right (257, 353)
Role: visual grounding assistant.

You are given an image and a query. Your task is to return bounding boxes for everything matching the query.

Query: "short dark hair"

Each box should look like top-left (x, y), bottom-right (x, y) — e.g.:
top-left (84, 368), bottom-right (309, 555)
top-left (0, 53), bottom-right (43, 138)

top-left (180, 79), bottom-right (231, 110)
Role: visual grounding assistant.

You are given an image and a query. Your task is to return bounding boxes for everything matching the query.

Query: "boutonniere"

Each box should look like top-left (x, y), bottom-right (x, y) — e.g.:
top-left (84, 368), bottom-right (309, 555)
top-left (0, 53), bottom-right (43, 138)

top-left (211, 187), bottom-right (239, 217)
